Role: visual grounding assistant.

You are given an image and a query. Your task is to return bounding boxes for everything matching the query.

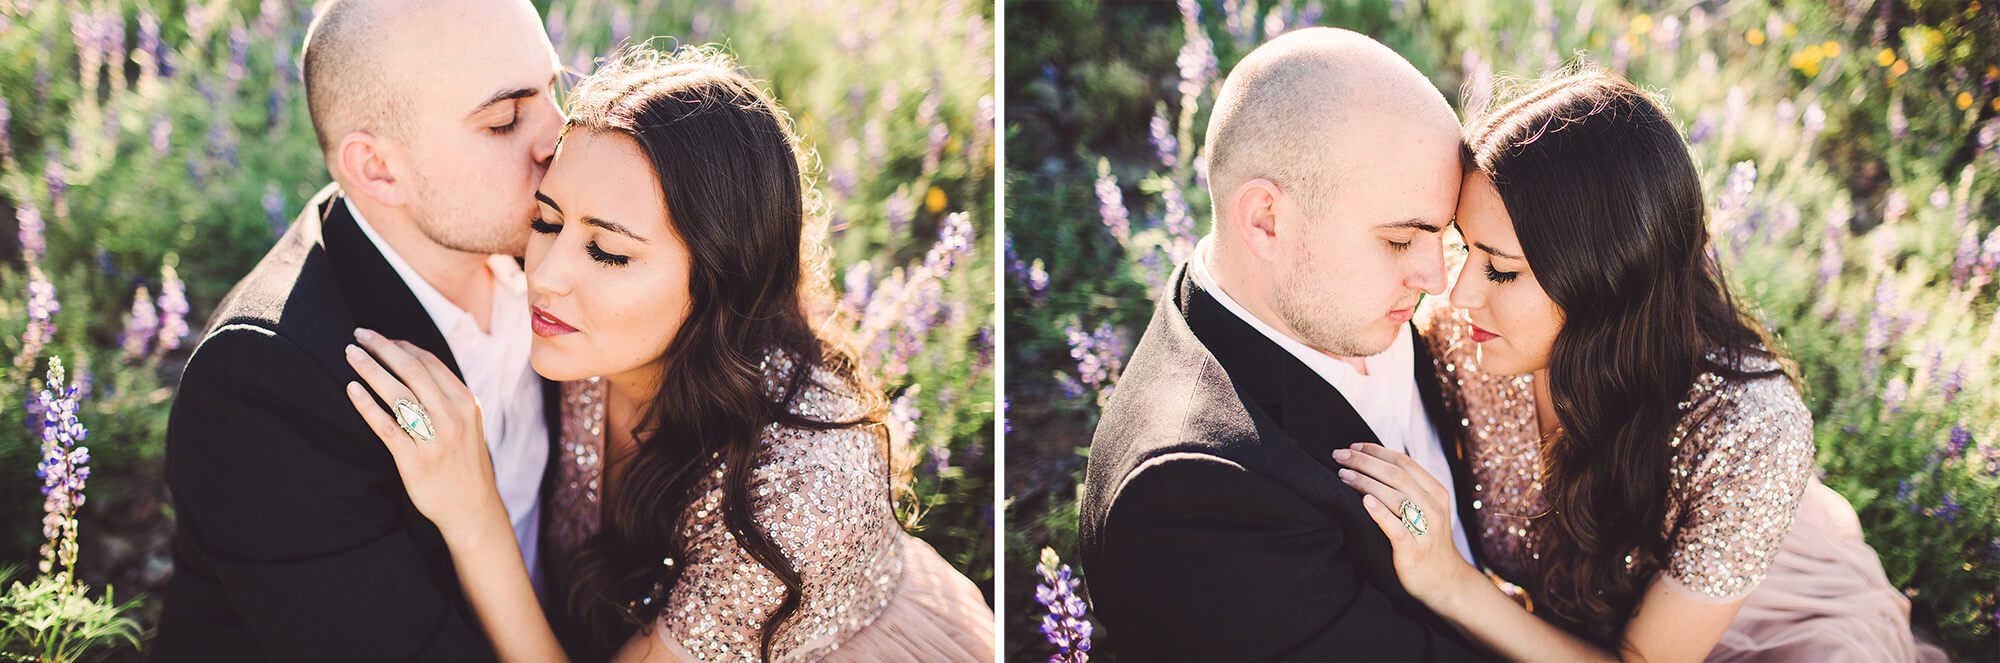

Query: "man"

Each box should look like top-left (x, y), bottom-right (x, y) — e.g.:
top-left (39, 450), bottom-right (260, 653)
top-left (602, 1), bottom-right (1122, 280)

top-left (1079, 27), bottom-right (1488, 660)
top-left (152, 1), bottom-right (564, 659)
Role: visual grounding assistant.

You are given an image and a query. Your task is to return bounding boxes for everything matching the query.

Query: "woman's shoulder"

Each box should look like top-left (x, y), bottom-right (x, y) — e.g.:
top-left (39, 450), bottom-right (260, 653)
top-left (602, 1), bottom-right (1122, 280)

top-left (1668, 348), bottom-right (1816, 494)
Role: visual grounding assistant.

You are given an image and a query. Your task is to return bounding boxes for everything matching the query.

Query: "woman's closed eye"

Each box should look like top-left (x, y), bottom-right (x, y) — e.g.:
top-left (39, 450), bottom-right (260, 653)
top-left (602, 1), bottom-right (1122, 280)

top-left (530, 217), bottom-right (561, 234)
top-left (1483, 262), bottom-right (1518, 284)
top-left (585, 241), bottom-right (629, 266)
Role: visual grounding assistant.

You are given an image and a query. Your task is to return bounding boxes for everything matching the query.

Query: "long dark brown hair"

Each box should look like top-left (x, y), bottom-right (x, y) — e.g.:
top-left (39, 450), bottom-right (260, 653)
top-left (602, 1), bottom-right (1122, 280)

top-left (1462, 66), bottom-right (1792, 647)
top-left (551, 45), bottom-right (888, 659)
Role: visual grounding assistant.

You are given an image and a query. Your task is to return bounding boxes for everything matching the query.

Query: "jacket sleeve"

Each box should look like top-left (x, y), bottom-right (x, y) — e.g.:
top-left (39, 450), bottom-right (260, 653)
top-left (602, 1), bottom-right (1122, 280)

top-left (165, 325), bottom-right (496, 662)
top-left (1088, 452), bottom-right (1483, 661)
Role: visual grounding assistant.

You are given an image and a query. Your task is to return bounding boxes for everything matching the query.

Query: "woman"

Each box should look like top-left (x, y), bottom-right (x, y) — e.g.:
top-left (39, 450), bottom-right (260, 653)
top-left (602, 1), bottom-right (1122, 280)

top-left (1333, 67), bottom-right (1938, 661)
top-left (339, 46), bottom-right (994, 662)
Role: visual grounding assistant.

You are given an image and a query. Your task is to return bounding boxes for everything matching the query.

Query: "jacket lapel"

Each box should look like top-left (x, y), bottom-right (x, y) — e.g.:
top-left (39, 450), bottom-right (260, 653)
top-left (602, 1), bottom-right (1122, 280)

top-left (318, 187), bottom-right (464, 381)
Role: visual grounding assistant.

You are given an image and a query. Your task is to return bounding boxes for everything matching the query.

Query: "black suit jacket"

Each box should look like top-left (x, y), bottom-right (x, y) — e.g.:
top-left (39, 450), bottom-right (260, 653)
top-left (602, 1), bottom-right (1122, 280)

top-left (152, 185), bottom-right (561, 662)
top-left (1079, 263), bottom-right (1490, 660)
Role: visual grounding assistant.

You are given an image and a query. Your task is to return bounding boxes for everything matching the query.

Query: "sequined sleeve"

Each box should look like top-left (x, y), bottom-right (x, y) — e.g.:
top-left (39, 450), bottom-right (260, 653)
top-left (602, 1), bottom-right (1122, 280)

top-left (656, 377), bottom-right (903, 662)
top-left (1661, 370), bottom-right (1816, 602)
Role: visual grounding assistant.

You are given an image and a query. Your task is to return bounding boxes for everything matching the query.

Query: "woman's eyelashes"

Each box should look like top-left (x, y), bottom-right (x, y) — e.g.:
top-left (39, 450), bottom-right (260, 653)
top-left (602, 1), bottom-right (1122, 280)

top-left (527, 217), bottom-right (631, 267)
top-left (1482, 261), bottom-right (1518, 284)
top-left (585, 241), bottom-right (629, 266)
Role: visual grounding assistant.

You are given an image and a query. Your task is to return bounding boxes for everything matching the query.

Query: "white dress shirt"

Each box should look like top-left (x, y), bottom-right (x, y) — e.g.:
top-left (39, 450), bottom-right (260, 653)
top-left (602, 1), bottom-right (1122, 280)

top-left (349, 199), bottom-right (551, 588)
top-left (1190, 237), bottom-right (1473, 563)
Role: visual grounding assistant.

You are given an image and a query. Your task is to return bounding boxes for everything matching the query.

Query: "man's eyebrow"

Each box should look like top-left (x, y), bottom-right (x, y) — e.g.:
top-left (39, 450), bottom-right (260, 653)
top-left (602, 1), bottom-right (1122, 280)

top-left (466, 75), bottom-right (556, 119)
top-left (1475, 241), bottom-right (1522, 260)
top-left (1375, 218), bottom-right (1443, 233)
top-left (583, 217), bottom-right (649, 243)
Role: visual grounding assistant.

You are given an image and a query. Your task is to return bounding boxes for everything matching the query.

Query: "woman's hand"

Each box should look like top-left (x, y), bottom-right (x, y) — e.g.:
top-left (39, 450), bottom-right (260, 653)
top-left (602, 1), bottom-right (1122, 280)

top-left (1333, 443), bottom-right (1482, 608)
top-left (343, 328), bottom-right (505, 542)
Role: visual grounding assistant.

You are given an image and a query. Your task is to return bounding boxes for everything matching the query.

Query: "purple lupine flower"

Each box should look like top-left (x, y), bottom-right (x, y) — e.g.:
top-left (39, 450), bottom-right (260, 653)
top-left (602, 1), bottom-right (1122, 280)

top-left (1817, 210), bottom-right (1845, 289)
top-left (842, 259), bottom-right (875, 318)
top-left (885, 187), bottom-right (916, 238)
top-left (1094, 159), bottom-right (1130, 246)
top-left (1160, 180), bottom-right (1196, 264)
top-left (864, 119), bottom-right (887, 170)
top-left (0, 97), bottom-right (11, 160)
top-left (1884, 190), bottom-right (1908, 225)
top-left (45, 148), bottom-right (67, 217)
top-left (265, 183), bottom-right (289, 236)
top-left (34, 357), bottom-right (91, 583)
top-left (1149, 103), bottom-right (1178, 169)
top-left (1719, 161), bottom-right (1757, 222)
top-left (1977, 226), bottom-right (2000, 282)
top-left (922, 211), bottom-right (976, 276)
top-left (1863, 281), bottom-right (1894, 380)
top-left (156, 264), bottom-right (190, 352)
top-left (1882, 377), bottom-right (1908, 414)
top-left (18, 204), bottom-right (45, 264)
top-left (1065, 320), bottom-right (1125, 403)
top-left (1946, 424), bottom-right (1972, 460)
top-left (121, 285), bottom-right (159, 360)
top-left (922, 122), bottom-right (948, 176)
top-left (151, 114), bottom-right (172, 154)
top-left (20, 267), bottom-right (58, 371)
top-left (1177, 5), bottom-right (1219, 103)
top-left (1895, 479), bottom-right (1914, 509)
top-left (544, 8), bottom-right (566, 52)
top-left (1801, 102), bottom-right (1825, 147)
top-left (1953, 225), bottom-right (1982, 288)
top-left (1888, 97), bottom-right (1908, 140)
top-left (1036, 547), bottom-right (1092, 663)
top-left (1933, 494), bottom-right (1961, 524)
top-left (1940, 366), bottom-right (1963, 404)
top-left (610, 5), bottom-right (632, 48)
top-left (887, 384), bottom-right (923, 448)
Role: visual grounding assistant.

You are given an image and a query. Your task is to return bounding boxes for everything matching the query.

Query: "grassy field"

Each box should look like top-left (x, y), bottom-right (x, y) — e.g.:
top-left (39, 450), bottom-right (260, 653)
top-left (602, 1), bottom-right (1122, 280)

top-left (1005, 0), bottom-right (1998, 659)
top-left (0, 0), bottom-right (994, 657)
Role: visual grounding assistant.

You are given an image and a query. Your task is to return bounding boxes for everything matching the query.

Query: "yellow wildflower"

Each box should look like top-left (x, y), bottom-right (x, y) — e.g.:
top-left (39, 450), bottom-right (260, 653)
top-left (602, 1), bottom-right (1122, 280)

top-left (1747, 28), bottom-right (1766, 46)
top-left (1876, 48), bottom-right (1896, 67)
top-left (1631, 14), bottom-right (1653, 35)
top-left (925, 186), bottom-right (947, 213)
top-left (1957, 92), bottom-right (1975, 111)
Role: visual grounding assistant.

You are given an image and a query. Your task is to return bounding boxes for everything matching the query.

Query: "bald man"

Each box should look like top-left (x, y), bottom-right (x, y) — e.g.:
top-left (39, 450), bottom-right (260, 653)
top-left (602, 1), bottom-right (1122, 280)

top-left (154, 1), bottom-right (562, 660)
top-left (1080, 28), bottom-right (1489, 659)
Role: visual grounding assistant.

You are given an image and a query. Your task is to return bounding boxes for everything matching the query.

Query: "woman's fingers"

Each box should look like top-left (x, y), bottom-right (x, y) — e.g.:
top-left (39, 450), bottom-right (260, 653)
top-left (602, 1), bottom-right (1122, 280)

top-left (346, 380), bottom-right (415, 459)
top-left (1349, 443), bottom-right (1452, 510)
top-left (345, 343), bottom-right (423, 414)
top-left (1360, 493), bottom-right (1412, 545)
top-left (398, 340), bottom-right (469, 402)
top-left (1334, 445), bottom-right (1413, 492)
top-left (352, 329), bottom-right (452, 423)
top-left (1338, 466), bottom-right (1409, 509)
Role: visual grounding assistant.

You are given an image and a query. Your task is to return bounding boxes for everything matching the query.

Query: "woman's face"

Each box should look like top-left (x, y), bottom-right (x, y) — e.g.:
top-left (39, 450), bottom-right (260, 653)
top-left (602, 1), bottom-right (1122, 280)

top-left (1447, 172), bottom-right (1563, 375)
top-left (525, 129), bottom-right (694, 384)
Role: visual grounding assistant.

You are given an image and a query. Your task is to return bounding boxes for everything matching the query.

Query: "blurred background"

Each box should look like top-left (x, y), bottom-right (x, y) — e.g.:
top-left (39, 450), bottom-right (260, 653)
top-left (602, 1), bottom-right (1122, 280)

top-left (1005, 0), bottom-right (1997, 660)
top-left (0, 0), bottom-right (994, 658)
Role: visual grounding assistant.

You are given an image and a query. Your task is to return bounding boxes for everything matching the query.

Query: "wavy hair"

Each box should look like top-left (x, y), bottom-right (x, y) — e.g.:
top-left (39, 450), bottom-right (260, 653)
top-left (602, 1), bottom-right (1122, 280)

top-left (1462, 65), bottom-right (1793, 647)
top-left (549, 44), bottom-right (890, 660)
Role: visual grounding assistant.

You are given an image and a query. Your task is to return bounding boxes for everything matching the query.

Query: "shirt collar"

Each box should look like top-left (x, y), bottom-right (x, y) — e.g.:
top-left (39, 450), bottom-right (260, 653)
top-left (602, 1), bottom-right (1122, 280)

top-left (344, 197), bottom-right (525, 337)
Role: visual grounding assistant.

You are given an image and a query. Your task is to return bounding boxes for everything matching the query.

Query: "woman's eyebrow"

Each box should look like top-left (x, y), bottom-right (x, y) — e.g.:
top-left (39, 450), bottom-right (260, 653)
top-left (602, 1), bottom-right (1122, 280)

top-left (1475, 241), bottom-right (1522, 260)
top-left (583, 216), bottom-right (649, 243)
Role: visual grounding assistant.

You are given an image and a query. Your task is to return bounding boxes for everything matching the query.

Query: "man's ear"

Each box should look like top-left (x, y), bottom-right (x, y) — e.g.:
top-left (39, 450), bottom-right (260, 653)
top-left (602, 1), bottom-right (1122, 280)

top-left (1228, 178), bottom-right (1286, 263)
top-left (333, 131), bottom-right (408, 208)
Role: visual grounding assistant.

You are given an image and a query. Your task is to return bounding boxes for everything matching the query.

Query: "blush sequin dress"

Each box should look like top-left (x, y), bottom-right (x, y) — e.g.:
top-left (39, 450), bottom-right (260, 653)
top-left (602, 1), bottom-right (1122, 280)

top-left (1420, 304), bottom-right (1940, 662)
top-left (543, 352), bottom-right (994, 662)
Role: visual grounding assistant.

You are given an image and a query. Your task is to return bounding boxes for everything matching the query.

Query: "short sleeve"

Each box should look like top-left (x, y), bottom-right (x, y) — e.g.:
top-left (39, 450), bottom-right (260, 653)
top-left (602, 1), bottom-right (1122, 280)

top-left (655, 423), bottom-right (899, 662)
top-left (1662, 375), bottom-right (1817, 602)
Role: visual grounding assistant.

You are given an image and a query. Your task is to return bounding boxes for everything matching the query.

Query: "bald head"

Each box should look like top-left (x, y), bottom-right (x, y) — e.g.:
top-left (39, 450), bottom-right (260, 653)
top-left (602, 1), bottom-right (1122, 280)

top-left (302, 0), bottom-right (421, 155)
top-left (1203, 27), bottom-right (1459, 222)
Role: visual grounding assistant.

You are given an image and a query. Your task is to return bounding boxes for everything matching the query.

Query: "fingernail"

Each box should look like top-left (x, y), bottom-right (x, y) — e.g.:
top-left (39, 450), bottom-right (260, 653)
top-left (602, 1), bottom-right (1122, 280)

top-left (1338, 469), bottom-right (1356, 481)
top-left (345, 344), bottom-right (361, 357)
top-left (1350, 443), bottom-right (1366, 450)
top-left (1333, 449), bottom-right (1351, 461)
top-left (355, 328), bottom-right (375, 339)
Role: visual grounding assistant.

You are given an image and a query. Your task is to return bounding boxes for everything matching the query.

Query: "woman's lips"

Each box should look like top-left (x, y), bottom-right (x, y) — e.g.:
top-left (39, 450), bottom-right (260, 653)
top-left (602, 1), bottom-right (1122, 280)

top-left (531, 306), bottom-right (578, 337)
top-left (1471, 324), bottom-right (1499, 343)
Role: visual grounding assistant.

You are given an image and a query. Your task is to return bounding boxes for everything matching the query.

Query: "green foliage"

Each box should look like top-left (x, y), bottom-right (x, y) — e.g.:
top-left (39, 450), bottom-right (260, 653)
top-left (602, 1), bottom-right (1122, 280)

top-left (1007, 0), bottom-right (2000, 659)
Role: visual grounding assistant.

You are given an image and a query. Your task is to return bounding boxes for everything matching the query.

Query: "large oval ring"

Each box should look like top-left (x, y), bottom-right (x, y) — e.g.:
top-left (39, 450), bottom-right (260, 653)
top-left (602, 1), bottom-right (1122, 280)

top-left (1399, 499), bottom-right (1428, 537)
top-left (392, 398), bottom-right (436, 443)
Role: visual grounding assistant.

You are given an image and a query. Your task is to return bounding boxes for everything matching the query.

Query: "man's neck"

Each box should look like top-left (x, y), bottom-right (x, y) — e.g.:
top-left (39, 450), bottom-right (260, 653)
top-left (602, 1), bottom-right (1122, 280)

top-left (351, 199), bottom-right (497, 333)
top-left (1203, 241), bottom-right (1372, 375)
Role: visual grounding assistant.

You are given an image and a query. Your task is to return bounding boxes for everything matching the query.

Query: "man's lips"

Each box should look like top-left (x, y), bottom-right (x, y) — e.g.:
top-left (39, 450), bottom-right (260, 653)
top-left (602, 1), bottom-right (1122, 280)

top-left (1471, 324), bottom-right (1500, 343)
top-left (531, 306), bottom-right (577, 337)
top-left (1388, 307), bottom-right (1414, 323)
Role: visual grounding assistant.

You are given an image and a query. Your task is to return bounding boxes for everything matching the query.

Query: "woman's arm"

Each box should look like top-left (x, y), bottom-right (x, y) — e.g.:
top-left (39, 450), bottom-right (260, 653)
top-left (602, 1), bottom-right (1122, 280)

top-left (343, 329), bottom-right (569, 663)
top-left (1335, 443), bottom-right (1747, 663)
